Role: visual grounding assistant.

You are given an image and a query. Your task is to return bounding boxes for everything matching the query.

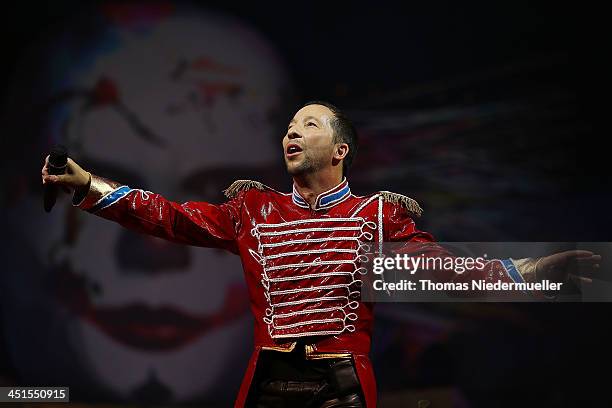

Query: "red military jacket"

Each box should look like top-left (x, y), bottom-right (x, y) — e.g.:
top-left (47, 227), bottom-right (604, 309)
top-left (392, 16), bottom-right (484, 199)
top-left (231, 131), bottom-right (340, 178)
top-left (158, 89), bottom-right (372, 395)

top-left (74, 175), bottom-right (534, 407)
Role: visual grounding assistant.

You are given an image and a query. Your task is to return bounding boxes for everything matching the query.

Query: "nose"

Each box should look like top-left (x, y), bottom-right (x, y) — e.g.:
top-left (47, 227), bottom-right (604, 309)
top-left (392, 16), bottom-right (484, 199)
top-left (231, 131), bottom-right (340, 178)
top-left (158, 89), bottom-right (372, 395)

top-left (116, 229), bottom-right (191, 274)
top-left (287, 130), bottom-right (302, 140)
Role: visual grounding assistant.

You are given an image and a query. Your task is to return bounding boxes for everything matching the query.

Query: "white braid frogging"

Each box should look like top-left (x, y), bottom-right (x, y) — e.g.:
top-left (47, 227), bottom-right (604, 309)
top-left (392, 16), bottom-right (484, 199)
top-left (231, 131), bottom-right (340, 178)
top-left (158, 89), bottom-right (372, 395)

top-left (251, 216), bottom-right (377, 339)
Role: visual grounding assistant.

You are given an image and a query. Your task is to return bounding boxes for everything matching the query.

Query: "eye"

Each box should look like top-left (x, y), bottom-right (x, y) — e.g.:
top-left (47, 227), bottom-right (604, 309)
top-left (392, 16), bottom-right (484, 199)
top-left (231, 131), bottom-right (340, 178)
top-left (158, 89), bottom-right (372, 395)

top-left (307, 122), bottom-right (317, 127)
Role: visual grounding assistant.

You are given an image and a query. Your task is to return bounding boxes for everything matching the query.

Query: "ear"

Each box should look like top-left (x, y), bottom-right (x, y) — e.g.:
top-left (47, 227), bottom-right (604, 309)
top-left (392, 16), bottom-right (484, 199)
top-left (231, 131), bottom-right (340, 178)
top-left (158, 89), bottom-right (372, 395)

top-left (333, 143), bottom-right (349, 161)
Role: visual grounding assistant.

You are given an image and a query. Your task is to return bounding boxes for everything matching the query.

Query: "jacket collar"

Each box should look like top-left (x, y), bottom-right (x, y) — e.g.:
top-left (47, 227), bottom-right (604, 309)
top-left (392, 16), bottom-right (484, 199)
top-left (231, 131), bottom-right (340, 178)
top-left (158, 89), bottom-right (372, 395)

top-left (292, 178), bottom-right (351, 210)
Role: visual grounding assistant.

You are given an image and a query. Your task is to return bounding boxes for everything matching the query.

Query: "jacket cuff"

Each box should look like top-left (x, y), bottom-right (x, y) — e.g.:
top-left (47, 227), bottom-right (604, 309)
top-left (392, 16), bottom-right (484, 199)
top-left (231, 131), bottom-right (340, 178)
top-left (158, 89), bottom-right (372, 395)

top-left (510, 257), bottom-right (538, 283)
top-left (507, 257), bottom-right (557, 300)
top-left (72, 173), bottom-right (122, 211)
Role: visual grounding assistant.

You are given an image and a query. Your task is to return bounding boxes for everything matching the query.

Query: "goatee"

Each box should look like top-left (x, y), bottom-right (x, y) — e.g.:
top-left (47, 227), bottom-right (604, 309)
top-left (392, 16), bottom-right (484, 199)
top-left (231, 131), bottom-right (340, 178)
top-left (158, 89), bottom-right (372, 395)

top-left (286, 156), bottom-right (322, 176)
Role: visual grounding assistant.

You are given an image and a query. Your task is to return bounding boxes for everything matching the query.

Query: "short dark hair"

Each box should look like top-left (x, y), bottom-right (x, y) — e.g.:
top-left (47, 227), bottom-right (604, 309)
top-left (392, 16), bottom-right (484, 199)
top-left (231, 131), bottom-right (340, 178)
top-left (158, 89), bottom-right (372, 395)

top-left (302, 100), bottom-right (358, 177)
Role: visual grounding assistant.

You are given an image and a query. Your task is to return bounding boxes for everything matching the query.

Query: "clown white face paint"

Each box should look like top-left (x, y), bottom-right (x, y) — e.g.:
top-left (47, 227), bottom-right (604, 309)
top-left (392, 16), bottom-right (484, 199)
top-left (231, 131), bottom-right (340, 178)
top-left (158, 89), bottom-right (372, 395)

top-left (2, 4), bottom-right (293, 403)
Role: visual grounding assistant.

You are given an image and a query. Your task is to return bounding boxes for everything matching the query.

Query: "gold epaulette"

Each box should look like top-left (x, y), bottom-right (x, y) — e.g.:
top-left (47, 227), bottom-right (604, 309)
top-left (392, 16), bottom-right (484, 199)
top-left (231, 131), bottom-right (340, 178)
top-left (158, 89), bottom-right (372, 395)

top-left (379, 191), bottom-right (423, 217)
top-left (223, 179), bottom-right (267, 199)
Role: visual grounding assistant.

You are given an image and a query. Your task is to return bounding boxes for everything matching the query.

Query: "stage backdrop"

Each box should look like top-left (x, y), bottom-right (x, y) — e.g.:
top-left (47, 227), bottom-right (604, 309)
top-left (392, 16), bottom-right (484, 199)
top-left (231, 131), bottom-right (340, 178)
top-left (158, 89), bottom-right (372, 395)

top-left (1, 3), bottom-right (293, 405)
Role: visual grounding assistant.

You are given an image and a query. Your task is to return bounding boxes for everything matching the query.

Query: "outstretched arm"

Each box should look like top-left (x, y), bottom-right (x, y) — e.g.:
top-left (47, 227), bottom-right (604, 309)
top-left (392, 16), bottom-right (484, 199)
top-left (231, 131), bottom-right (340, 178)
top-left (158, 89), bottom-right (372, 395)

top-left (384, 202), bottom-right (600, 298)
top-left (41, 155), bottom-right (242, 253)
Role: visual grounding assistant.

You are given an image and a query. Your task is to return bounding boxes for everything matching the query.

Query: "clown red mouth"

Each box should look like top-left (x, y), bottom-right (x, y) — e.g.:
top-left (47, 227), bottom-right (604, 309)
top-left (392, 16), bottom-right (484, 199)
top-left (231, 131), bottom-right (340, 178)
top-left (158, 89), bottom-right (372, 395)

top-left (52, 264), bottom-right (249, 351)
top-left (286, 143), bottom-right (303, 158)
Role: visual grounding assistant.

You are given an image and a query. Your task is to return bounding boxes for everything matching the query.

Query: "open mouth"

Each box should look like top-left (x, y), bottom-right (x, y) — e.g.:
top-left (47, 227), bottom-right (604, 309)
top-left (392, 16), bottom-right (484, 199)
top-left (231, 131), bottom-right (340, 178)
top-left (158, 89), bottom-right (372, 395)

top-left (52, 263), bottom-right (249, 351)
top-left (286, 143), bottom-right (303, 158)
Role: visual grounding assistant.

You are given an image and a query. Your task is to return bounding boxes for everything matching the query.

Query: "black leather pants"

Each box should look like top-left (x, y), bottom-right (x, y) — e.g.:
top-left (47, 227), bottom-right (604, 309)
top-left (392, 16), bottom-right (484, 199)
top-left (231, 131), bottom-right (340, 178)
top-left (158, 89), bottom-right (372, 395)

top-left (245, 347), bottom-right (365, 408)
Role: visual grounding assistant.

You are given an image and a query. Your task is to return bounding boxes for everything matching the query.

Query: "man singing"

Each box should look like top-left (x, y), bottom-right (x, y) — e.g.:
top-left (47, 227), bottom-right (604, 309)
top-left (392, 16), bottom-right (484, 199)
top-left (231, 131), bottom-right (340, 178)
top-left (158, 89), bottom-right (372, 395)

top-left (42, 101), bottom-right (599, 407)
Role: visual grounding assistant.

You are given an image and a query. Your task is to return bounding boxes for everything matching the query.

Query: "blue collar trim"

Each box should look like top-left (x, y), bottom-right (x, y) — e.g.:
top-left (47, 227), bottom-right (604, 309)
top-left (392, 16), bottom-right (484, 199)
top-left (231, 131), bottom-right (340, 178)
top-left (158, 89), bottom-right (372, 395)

top-left (292, 178), bottom-right (351, 210)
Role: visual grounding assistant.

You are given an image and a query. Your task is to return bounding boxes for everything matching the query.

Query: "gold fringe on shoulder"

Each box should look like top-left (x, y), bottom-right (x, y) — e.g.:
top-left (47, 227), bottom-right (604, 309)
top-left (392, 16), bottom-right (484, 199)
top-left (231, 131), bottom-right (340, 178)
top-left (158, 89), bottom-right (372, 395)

top-left (379, 191), bottom-right (423, 217)
top-left (223, 179), bottom-right (266, 198)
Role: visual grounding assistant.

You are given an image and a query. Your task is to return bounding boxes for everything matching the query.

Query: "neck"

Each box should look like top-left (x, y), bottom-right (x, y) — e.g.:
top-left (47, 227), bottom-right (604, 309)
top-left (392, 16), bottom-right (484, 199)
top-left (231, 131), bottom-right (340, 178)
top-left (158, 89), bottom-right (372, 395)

top-left (293, 169), bottom-right (343, 208)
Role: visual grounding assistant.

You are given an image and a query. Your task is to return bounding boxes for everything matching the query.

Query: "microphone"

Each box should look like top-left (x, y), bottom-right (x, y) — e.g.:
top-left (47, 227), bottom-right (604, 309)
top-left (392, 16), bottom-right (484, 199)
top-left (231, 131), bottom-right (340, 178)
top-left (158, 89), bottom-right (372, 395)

top-left (44, 145), bottom-right (68, 213)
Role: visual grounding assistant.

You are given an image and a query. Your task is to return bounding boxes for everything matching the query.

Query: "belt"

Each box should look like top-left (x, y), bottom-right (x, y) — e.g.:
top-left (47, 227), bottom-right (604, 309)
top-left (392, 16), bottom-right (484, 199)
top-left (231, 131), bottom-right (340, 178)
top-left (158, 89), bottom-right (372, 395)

top-left (261, 341), bottom-right (352, 360)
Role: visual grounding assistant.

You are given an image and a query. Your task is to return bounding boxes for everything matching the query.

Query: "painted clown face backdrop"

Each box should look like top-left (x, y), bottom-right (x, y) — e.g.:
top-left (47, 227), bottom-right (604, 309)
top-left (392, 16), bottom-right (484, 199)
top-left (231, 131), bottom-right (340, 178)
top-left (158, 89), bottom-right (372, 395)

top-left (2, 3), bottom-right (293, 404)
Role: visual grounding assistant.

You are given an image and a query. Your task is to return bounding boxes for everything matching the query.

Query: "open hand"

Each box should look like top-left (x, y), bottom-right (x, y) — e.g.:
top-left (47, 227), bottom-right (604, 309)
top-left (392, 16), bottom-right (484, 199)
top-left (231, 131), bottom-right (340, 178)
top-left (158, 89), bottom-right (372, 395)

top-left (536, 250), bottom-right (601, 285)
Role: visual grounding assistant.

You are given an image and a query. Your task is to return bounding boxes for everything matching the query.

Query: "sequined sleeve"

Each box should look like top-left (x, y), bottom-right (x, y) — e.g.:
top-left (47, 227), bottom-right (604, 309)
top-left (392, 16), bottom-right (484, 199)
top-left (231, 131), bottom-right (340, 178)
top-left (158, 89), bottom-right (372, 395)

top-left (72, 173), bottom-right (242, 253)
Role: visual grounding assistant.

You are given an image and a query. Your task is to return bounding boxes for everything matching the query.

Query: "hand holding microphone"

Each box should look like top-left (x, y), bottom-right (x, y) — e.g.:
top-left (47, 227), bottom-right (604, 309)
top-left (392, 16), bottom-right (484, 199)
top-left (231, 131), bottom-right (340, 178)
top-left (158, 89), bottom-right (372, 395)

top-left (41, 146), bottom-right (91, 212)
